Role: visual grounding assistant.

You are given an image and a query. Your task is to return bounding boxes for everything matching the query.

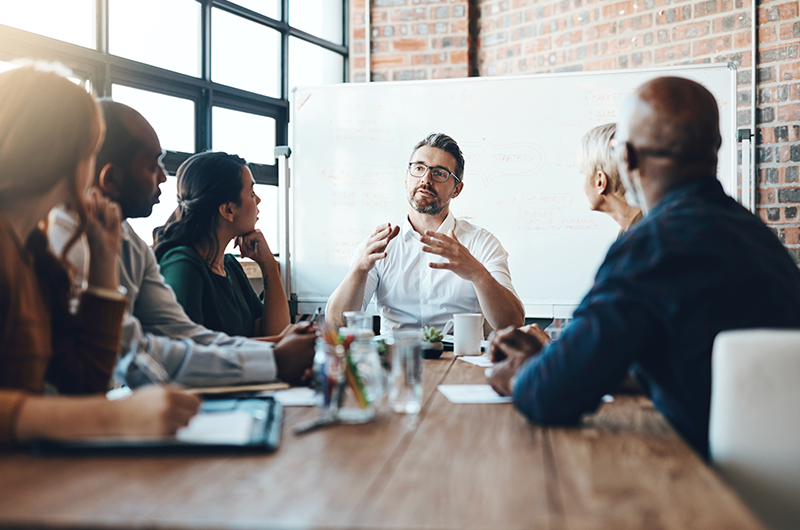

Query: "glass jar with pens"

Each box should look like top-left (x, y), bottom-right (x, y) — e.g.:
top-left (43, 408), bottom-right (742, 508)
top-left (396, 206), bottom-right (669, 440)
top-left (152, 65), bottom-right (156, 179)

top-left (312, 318), bottom-right (385, 424)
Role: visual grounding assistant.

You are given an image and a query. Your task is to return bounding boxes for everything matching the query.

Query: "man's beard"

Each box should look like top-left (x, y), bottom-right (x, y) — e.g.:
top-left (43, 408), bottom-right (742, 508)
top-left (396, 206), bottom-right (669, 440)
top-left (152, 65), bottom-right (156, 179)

top-left (408, 185), bottom-right (445, 215)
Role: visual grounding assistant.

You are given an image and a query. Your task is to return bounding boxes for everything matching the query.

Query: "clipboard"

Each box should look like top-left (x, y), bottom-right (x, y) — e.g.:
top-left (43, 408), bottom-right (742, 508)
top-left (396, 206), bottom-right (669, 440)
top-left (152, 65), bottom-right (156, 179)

top-left (30, 396), bottom-right (283, 455)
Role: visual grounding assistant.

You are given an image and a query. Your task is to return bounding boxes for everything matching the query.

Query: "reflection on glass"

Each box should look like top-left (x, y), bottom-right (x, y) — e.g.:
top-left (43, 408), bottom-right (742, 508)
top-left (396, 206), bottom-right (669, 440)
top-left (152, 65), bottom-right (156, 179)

top-left (211, 8), bottom-right (280, 97)
top-left (109, 0), bottom-right (200, 77)
top-left (127, 178), bottom-right (280, 255)
top-left (0, 0), bottom-right (95, 48)
top-left (112, 85), bottom-right (195, 154)
top-left (212, 107), bottom-right (276, 165)
top-left (289, 0), bottom-right (343, 44)
top-left (289, 37), bottom-right (344, 91)
top-left (229, 0), bottom-right (279, 19)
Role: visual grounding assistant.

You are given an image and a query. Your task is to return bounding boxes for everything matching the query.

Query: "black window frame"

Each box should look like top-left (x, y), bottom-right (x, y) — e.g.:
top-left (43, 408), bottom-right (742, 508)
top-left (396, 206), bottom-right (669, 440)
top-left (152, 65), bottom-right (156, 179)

top-left (0, 0), bottom-right (349, 185)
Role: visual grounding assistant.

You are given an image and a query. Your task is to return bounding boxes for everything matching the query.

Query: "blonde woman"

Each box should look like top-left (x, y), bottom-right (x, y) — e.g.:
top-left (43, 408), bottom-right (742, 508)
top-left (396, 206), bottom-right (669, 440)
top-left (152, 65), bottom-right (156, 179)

top-left (0, 63), bottom-right (198, 449)
top-left (579, 122), bottom-right (643, 237)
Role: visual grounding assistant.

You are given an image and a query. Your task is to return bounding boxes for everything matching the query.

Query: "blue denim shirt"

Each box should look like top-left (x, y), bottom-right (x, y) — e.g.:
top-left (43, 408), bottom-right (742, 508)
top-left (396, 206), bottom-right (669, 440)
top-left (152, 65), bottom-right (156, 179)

top-left (513, 177), bottom-right (800, 459)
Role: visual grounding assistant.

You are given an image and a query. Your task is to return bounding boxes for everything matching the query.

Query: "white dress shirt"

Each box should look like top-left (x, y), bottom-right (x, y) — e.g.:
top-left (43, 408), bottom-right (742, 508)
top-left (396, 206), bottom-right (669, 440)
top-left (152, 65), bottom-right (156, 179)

top-left (355, 211), bottom-right (519, 333)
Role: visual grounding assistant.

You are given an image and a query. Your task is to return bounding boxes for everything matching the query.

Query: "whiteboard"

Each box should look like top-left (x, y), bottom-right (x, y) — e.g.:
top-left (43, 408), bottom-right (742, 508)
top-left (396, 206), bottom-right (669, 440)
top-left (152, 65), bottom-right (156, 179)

top-left (290, 64), bottom-right (737, 317)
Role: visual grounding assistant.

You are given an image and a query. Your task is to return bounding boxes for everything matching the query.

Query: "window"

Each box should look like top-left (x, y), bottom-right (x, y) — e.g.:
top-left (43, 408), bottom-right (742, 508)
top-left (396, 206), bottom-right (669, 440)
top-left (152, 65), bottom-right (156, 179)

top-left (0, 0), bottom-right (95, 49)
top-left (213, 107), bottom-right (276, 165)
top-left (0, 0), bottom-right (347, 256)
top-left (211, 7), bottom-right (281, 97)
top-left (233, 0), bottom-right (280, 19)
top-left (112, 84), bottom-right (195, 154)
top-left (289, 36), bottom-right (344, 91)
top-left (289, 0), bottom-right (343, 45)
top-left (109, 0), bottom-right (200, 77)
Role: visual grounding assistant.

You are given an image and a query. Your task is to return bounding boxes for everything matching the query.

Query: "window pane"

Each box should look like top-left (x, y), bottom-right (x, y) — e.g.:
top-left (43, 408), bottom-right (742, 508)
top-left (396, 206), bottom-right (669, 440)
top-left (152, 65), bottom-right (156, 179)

top-left (126, 176), bottom-right (179, 247)
top-left (212, 107), bottom-right (276, 165)
top-left (230, 0), bottom-right (279, 19)
top-left (289, 37), bottom-right (344, 91)
top-left (212, 8), bottom-right (280, 98)
top-left (289, 0), bottom-right (343, 44)
top-left (109, 0), bottom-right (200, 77)
top-left (0, 0), bottom-right (95, 48)
top-left (112, 85), bottom-right (195, 154)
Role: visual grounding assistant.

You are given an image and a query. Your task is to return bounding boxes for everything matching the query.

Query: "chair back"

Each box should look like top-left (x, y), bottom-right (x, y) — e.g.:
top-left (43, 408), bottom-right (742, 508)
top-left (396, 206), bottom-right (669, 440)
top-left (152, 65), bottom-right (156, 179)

top-left (710, 329), bottom-right (800, 530)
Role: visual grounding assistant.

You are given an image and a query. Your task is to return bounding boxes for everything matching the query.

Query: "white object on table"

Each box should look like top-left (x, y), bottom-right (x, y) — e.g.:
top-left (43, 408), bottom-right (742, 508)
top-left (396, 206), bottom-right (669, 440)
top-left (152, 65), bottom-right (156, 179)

top-left (437, 384), bottom-right (513, 404)
top-left (273, 387), bottom-right (320, 407)
top-left (442, 313), bottom-right (484, 356)
top-left (176, 411), bottom-right (254, 444)
top-left (457, 353), bottom-right (494, 368)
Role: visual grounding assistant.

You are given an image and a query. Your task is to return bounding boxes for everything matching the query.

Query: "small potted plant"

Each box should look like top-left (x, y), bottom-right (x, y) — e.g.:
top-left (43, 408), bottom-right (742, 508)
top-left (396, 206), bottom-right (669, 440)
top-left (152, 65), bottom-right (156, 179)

top-left (421, 325), bottom-right (445, 359)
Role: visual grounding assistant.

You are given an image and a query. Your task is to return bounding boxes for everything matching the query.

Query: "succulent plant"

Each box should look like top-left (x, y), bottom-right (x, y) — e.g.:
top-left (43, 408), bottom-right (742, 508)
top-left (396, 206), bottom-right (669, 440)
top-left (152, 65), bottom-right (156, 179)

top-left (422, 325), bottom-right (444, 343)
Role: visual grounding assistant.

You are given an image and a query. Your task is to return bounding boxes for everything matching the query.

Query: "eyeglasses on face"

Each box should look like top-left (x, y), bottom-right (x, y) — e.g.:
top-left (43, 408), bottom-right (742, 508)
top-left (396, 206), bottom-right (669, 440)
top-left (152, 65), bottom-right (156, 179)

top-left (407, 162), bottom-right (461, 184)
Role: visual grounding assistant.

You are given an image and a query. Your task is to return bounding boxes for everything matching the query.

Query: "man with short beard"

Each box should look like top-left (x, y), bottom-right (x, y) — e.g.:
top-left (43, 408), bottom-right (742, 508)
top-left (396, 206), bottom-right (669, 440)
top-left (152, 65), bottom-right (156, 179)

top-left (327, 133), bottom-right (524, 334)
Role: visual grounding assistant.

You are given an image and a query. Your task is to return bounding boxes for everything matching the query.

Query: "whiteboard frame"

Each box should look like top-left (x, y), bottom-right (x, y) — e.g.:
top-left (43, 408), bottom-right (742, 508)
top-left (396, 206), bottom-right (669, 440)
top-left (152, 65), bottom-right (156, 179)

top-left (288, 63), bottom-right (738, 318)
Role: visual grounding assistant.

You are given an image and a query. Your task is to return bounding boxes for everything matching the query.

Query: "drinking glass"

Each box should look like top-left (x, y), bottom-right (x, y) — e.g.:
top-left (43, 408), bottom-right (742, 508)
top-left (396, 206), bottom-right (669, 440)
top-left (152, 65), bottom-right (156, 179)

top-left (387, 330), bottom-right (423, 414)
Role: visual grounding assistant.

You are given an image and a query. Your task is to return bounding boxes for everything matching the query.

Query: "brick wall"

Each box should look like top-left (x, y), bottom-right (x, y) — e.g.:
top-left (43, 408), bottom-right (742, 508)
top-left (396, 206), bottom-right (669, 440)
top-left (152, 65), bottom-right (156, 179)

top-left (349, 0), bottom-right (800, 260)
top-left (350, 0), bottom-right (470, 82)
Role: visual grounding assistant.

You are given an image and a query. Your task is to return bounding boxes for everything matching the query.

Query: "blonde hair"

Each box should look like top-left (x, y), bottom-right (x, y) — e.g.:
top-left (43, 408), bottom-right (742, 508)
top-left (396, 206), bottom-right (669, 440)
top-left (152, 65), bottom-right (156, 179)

top-left (0, 61), bottom-right (104, 257)
top-left (578, 122), bottom-right (624, 199)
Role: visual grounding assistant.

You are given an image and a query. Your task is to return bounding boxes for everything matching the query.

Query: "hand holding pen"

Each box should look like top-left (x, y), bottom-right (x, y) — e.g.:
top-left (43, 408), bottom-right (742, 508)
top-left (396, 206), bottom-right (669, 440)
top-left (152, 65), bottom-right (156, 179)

top-left (124, 353), bottom-right (200, 436)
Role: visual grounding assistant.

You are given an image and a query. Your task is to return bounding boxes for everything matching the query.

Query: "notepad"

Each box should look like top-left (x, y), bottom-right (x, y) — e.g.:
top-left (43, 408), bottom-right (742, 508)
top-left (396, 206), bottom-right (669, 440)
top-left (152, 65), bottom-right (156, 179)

top-left (30, 397), bottom-right (283, 455)
top-left (176, 411), bottom-right (254, 445)
top-left (437, 385), bottom-right (513, 404)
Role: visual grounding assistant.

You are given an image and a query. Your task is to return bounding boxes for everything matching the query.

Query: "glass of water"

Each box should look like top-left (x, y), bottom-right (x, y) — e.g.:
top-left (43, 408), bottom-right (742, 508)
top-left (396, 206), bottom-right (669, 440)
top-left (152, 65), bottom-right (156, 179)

top-left (387, 329), bottom-right (423, 414)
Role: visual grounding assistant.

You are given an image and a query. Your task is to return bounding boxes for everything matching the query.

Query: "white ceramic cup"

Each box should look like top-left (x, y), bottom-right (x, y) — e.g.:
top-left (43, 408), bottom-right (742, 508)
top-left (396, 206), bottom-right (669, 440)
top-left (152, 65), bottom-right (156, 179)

top-left (442, 313), bottom-right (483, 356)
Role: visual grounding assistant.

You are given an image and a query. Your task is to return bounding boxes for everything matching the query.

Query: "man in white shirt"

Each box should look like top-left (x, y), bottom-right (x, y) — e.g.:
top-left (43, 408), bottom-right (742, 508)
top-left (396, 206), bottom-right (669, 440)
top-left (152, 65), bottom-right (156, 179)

top-left (327, 133), bottom-right (525, 333)
top-left (49, 101), bottom-right (314, 387)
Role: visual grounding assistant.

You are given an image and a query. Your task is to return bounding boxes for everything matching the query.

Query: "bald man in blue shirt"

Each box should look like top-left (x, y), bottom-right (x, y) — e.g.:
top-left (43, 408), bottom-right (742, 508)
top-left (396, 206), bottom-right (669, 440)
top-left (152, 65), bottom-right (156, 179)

top-left (488, 77), bottom-right (800, 459)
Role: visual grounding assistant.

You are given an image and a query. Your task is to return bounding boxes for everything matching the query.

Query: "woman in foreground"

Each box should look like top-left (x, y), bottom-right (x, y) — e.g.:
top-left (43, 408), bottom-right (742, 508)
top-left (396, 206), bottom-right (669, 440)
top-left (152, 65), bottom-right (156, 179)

top-left (0, 63), bottom-right (199, 449)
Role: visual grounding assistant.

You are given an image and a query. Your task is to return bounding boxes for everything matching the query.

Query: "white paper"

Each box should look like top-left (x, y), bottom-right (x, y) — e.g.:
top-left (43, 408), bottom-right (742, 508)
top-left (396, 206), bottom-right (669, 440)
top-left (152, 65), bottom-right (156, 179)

top-left (437, 385), bottom-right (513, 404)
top-left (273, 387), bottom-right (320, 407)
top-left (176, 411), bottom-right (254, 445)
top-left (457, 353), bottom-right (494, 368)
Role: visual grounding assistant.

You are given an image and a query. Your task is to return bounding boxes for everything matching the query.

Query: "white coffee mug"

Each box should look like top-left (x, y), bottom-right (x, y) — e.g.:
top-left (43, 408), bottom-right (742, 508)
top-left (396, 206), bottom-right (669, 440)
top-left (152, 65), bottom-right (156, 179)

top-left (442, 313), bottom-right (483, 356)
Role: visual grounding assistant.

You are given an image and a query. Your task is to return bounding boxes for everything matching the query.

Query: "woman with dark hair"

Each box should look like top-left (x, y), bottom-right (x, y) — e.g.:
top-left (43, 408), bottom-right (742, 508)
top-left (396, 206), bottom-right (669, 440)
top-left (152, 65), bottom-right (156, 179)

top-left (153, 152), bottom-right (290, 338)
top-left (0, 63), bottom-right (199, 449)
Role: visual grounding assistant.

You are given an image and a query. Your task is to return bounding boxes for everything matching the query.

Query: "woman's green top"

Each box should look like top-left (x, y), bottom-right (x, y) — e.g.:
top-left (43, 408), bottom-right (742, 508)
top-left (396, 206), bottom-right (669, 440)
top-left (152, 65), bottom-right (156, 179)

top-left (158, 246), bottom-right (262, 338)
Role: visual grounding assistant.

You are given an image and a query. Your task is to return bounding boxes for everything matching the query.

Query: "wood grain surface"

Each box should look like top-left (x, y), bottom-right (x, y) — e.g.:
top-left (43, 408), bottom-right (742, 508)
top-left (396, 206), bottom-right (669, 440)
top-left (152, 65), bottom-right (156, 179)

top-left (0, 355), bottom-right (766, 530)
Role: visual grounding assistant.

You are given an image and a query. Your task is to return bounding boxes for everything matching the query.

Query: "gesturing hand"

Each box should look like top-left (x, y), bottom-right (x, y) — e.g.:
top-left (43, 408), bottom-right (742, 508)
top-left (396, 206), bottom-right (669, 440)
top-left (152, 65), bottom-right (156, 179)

top-left (489, 326), bottom-right (546, 363)
top-left (353, 223), bottom-right (400, 273)
top-left (420, 229), bottom-right (487, 282)
top-left (236, 229), bottom-right (274, 268)
top-left (486, 326), bottom-right (547, 397)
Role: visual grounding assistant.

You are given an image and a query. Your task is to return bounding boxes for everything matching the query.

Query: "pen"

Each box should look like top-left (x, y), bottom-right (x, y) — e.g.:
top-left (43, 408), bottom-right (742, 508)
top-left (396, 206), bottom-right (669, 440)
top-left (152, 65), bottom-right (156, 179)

top-left (308, 306), bottom-right (321, 325)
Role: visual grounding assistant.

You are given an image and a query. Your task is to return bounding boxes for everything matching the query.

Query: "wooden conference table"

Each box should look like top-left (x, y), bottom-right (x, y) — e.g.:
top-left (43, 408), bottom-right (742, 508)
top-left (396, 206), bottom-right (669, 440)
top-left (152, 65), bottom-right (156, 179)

top-left (0, 353), bottom-right (764, 530)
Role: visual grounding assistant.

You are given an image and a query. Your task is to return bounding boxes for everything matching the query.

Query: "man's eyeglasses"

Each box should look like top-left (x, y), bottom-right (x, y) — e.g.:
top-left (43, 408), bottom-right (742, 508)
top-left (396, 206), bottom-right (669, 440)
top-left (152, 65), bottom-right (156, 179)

top-left (408, 162), bottom-right (461, 184)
